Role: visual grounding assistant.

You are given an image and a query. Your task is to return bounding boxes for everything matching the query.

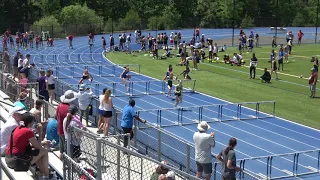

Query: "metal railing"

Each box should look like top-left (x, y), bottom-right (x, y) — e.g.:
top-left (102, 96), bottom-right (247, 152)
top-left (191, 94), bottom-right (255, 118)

top-left (135, 101), bottom-right (276, 127)
top-left (67, 126), bottom-right (200, 180)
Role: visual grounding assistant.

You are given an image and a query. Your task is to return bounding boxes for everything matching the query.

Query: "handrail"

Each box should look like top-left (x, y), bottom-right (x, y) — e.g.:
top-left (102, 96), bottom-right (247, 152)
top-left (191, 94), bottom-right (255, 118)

top-left (34, 63), bottom-right (141, 68)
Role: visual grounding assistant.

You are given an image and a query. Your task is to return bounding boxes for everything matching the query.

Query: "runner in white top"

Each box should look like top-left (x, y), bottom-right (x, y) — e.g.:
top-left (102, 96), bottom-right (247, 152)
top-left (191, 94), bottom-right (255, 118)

top-left (100, 89), bottom-right (113, 136)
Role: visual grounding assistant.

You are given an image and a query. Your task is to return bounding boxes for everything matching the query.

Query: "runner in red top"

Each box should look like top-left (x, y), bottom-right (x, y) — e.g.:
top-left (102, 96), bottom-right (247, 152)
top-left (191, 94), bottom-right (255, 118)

top-left (2, 35), bottom-right (8, 49)
top-left (297, 30), bottom-right (304, 46)
top-left (15, 34), bottom-right (20, 50)
top-left (240, 27), bottom-right (243, 35)
top-left (47, 38), bottom-right (54, 47)
top-left (68, 34), bottom-right (73, 49)
top-left (35, 35), bottom-right (40, 49)
top-left (195, 27), bottom-right (200, 41)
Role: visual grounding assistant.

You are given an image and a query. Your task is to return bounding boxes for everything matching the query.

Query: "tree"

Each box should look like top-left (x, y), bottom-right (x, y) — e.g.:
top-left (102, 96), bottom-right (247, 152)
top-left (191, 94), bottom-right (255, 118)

top-left (161, 3), bottom-right (181, 29)
top-left (34, 0), bottom-right (61, 16)
top-left (59, 3), bottom-right (104, 35)
top-left (241, 14), bottom-right (255, 28)
top-left (32, 16), bottom-right (63, 37)
top-left (118, 10), bottom-right (142, 31)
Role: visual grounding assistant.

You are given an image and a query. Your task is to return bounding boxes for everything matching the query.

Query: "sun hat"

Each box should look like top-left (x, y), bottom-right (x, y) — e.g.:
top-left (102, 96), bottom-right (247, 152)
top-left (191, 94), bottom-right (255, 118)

top-left (197, 121), bottom-right (210, 132)
top-left (60, 90), bottom-right (77, 103)
top-left (9, 106), bottom-right (28, 117)
top-left (166, 171), bottom-right (175, 179)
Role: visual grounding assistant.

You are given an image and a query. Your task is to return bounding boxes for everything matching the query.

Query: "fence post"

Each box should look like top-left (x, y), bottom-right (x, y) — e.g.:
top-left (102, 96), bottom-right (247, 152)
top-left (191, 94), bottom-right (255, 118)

top-left (117, 136), bottom-right (121, 180)
top-left (157, 128), bottom-right (161, 161)
top-left (186, 144), bottom-right (190, 174)
top-left (63, 155), bottom-right (66, 180)
top-left (96, 138), bottom-right (102, 180)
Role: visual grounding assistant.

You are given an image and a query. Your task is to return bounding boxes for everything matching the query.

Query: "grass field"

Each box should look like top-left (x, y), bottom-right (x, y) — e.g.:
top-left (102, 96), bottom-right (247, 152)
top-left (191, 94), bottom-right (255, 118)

top-left (106, 44), bottom-right (320, 129)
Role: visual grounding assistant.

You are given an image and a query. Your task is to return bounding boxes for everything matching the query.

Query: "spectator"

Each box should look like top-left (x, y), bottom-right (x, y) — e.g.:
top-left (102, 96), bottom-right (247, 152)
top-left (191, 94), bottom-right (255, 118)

top-left (100, 89), bottom-right (113, 136)
top-left (13, 92), bottom-right (28, 110)
top-left (150, 161), bottom-right (170, 180)
top-left (3, 47), bottom-right (10, 73)
top-left (77, 84), bottom-right (95, 126)
top-left (97, 88), bottom-right (108, 134)
top-left (249, 53), bottom-right (258, 79)
top-left (18, 72), bottom-right (28, 93)
top-left (314, 58), bottom-right (319, 72)
top-left (217, 138), bottom-right (242, 180)
top-left (30, 100), bottom-right (45, 140)
top-left (5, 113), bottom-right (52, 179)
top-left (63, 105), bottom-right (85, 162)
top-left (0, 106), bottom-right (27, 156)
top-left (37, 70), bottom-right (49, 101)
top-left (56, 90), bottom-right (77, 160)
top-left (309, 68), bottom-right (318, 98)
top-left (193, 121), bottom-right (215, 180)
top-left (260, 68), bottom-right (271, 83)
top-left (46, 117), bottom-right (59, 149)
top-left (121, 99), bottom-right (146, 148)
top-left (46, 69), bottom-right (55, 104)
top-left (20, 54), bottom-right (31, 78)
top-left (13, 51), bottom-right (20, 80)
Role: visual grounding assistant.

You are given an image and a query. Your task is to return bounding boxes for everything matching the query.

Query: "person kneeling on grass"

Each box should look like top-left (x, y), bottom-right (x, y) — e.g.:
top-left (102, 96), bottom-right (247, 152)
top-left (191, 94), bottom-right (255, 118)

top-left (261, 68), bottom-right (271, 83)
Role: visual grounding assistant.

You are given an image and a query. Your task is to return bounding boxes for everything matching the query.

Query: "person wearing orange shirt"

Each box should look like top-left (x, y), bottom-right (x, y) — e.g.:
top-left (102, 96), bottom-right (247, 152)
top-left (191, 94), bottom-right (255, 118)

top-left (68, 34), bottom-right (73, 49)
top-left (195, 27), bottom-right (200, 40)
top-left (297, 30), bottom-right (304, 46)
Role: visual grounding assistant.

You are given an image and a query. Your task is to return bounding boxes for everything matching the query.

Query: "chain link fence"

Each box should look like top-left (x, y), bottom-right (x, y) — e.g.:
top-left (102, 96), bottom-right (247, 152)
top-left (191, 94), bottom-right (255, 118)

top-left (63, 154), bottom-right (96, 180)
top-left (67, 126), bottom-right (200, 180)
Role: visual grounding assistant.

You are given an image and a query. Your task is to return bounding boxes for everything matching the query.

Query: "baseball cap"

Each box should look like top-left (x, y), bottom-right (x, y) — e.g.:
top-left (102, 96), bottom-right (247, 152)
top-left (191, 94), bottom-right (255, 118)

top-left (9, 106), bottom-right (28, 116)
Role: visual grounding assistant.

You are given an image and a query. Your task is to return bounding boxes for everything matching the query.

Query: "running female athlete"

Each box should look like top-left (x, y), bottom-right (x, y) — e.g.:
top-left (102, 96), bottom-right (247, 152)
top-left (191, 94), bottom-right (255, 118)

top-left (163, 64), bottom-right (173, 80)
top-left (174, 80), bottom-right (183, 107)
top-left (166, 73), bottom-right (174, 98)
top-left (120, 67), bottom-right (131, 93)
top-left (79, 68), bottom-right (93, 84)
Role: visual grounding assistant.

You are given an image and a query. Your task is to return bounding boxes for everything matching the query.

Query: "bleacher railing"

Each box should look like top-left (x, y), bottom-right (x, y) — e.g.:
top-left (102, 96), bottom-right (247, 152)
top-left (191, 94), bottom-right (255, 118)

top-left (29, 53), bottom-right (104, 65)
top-left (67, 126), bottom-right (200, 180)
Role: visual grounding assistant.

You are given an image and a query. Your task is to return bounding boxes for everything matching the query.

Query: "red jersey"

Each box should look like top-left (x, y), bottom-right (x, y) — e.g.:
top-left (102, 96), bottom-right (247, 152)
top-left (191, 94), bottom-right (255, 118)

top-left (196, 28), bottom-right (200, 35)
top-left (6, 127), bottom-right (34, 155)
top-left (298, 32), bottom-right (304, 39)
top-left (35, 36), bottom-right (40, 43)
top-left (56, 103), bottom-right (69, 135)
top-left (89, 33), bottom-right (94, 39)
top-left (309, 72), bottom-right (318, 85)
top-left (68, 35), bottom-right (73, 41)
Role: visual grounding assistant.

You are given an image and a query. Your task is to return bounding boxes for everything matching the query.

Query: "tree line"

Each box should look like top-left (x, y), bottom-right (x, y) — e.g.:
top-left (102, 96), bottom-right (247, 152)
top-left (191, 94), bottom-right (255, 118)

top-left (0, 0), bottom-right (319, 35)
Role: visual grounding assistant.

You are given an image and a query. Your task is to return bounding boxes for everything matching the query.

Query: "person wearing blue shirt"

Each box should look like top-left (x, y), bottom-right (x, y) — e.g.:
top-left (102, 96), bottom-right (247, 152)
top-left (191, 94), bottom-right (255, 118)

top-left (278, 48), bottom-right (285, 71)
top-left (46, 118), bottom-right (59, 148)
top-left (121, 99), bottom-right (146, 148)
top-left (13, 92), bottom-right (28, 110)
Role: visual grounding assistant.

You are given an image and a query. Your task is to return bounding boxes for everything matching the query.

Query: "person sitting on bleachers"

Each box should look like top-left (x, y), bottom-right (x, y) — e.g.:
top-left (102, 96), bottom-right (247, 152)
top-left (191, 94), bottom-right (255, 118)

top-left (46, 117), bottom-right (59, 149)
top-left (260, 68), bottom-right (271, 83)
top-left (13, 92), bottom-right (28, 110)
top-left (150, 161), bottom-right (170, 180)
top-left (5, 113), bottom-right (52, 179)
top-left (0, 106), bottom-right (28, 156)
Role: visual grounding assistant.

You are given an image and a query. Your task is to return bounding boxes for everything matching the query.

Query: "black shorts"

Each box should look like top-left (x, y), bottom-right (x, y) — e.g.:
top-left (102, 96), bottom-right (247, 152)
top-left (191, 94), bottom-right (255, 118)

top-left (48, 84), bottom-right (55, 90)
top-left (278, 59), bottom-right (283, 64)
top-left (39, 90), bottom-right (49, 101)
top-left (196, 161), bottom-right (212, 174)
top-left (102, 111), bottom-right (112, 118)
top-left (175, 92), bottom-right (181, 97)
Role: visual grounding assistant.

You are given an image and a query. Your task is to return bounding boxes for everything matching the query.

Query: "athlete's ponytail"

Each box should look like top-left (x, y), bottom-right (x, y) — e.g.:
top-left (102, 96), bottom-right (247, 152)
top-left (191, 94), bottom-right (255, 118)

top-left (224, 137), bottom-right (237, 155)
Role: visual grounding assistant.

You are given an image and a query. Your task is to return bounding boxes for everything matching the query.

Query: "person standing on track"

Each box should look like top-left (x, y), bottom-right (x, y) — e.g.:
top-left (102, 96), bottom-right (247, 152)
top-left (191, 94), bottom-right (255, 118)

top-left (102, 36), bottom-right (107, 53)
top-left (174, 80), bottom-right (183, 107)
top-left (120, 67), bottom-right (132, 95)
top-left (193, 121), bottom-right (215, 180)
top-left (121, 99), bottom-right (146, 148)
top-left (68, 34), bottom-right (73, 49)
top-left (110, 35), bottom-right (114, 52)
top-left (249, 53), bottom-right (258, 79)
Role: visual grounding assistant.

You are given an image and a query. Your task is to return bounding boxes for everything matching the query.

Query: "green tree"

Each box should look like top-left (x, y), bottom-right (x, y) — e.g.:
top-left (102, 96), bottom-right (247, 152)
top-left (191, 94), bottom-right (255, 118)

top-left (34, 0), bottom-right (61, 16)
top-left (241, 14), bottom-right (255, 28)
top-left (161, 3), bottom-right (181, 29)
top-left (118, 10), bottom-right (142, 31)
top-left (59, 3), bottom-right (103, 35)
top-left (32, 16), bottom-right (63, 37)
